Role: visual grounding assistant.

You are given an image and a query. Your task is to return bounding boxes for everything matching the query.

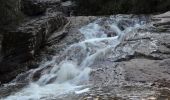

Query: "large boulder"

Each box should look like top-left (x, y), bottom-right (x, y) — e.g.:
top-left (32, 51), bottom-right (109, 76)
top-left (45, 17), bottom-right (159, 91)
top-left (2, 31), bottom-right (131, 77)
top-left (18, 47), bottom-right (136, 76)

top-left (0, 13), bottom-right (68, 83)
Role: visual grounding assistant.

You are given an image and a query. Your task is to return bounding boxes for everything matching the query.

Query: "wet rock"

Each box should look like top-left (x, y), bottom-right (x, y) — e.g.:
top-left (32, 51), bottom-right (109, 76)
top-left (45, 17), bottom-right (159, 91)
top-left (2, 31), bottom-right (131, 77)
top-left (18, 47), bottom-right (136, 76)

top-left (90, 61), bottom-right (124, 87)
top-left (46, 16), bottom-right (97, 59)
top-left (0, 13), bottom-right (68, 83)
top-left (106, 31), bottom-right (117, 37)
top-left (0, 16), bottom-right (96, 85)
top-left (118, 59), bottom-right (170, 82)
top-left (1, 11), bottom-right (170, 99)
top-left (0, 83), bottom-right (27, 98)
top-left (84, 12), bottom-right (170, 99)
top-left (107, 12), bottom-right (170, 83)
top-left (152, 11), bottom-right (170, 32)
top-left (117, 19), bottom-right (134, 30)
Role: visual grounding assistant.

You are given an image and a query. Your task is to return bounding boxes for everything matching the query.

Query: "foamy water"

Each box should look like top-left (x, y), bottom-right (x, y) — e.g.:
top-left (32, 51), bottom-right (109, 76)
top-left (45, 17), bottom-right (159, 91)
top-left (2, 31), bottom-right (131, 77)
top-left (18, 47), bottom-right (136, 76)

top-left (3, 16), bottom-right (146, 100)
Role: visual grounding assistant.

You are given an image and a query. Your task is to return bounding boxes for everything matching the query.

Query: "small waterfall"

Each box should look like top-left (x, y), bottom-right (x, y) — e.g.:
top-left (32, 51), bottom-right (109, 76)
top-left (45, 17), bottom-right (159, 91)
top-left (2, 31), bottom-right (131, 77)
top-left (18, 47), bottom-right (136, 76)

top-left (3, 15), bottom-right (147, 100)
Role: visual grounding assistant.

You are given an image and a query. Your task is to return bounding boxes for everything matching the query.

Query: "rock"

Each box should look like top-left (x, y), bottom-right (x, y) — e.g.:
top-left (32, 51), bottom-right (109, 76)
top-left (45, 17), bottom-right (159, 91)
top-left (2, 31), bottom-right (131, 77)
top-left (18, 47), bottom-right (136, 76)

top-left (21, 0), bottom-right (46, 16)
top-left (108, 12), bottom-right (170, 83)
top-left (152, 11), bottom-right (170, 32)
top-left (1, 9), bottom-right (170, 99)
top-left (44, 16), bottom-right (97, 63)
top-left (117, 19), bottom-right (134, 30)
top-left (21, 0), bottom-right (61, 16)
top-left (106, 31), bottom-right (117, 37)
top-left (120, 58), bottom-right (170, 82)
top-left (0, 13), bottom-right (68, 83)
top-left (84, 12), bottom-right (170, 99)
top-left (38, 0), bottom-right (61, 14)
top-left (0, 16), bottom-right (96, 84)
top-left (61, 1), bottom-right (75, 16)
top-left (0, 83), bottom-right (27, 98)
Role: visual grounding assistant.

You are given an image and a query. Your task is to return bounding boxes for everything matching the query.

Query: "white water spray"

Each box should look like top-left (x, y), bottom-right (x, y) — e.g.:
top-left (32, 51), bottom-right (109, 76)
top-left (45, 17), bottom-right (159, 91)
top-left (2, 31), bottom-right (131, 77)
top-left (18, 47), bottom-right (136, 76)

top-left (3, 16), bottom-right (146, 100)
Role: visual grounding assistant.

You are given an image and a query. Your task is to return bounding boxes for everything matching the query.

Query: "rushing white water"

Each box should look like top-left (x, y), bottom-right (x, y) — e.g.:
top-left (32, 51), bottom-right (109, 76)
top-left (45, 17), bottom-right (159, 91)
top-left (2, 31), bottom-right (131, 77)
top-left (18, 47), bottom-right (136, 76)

top-left (3, 16), bottom-right (146, 100)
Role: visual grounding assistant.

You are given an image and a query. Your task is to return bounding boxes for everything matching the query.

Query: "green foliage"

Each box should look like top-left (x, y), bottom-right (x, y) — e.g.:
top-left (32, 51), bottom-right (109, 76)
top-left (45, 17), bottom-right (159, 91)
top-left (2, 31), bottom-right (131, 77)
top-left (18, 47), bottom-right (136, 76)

top-left (0, 0), bottom-right (22, 30)
top-left (73, 0), bottom-right (170, 15)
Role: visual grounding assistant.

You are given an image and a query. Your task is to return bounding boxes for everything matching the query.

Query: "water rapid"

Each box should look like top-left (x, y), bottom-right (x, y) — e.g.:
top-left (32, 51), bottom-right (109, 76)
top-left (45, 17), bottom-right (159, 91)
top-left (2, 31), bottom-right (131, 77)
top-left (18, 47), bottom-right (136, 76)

top-left (3, 15), bottom-right (146, 100)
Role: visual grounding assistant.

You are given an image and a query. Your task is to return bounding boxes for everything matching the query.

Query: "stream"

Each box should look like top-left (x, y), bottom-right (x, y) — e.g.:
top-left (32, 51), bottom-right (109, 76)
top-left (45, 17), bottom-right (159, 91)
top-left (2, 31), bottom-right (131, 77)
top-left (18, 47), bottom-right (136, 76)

top-left (2, 15), bottom-right (147, 100)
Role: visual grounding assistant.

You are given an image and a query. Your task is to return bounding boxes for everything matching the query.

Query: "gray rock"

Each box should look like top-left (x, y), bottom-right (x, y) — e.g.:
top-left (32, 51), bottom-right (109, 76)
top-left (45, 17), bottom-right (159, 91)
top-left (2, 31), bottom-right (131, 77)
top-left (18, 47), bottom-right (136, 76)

top-left (105, 12), bottom-right (170, 83)
top-left (0, 13), bottom-right (68, 83)
top-left (85, 12), bottom-right (170, 99)
top-left (151, 11), bottom-right (170, 32)
top-left (1, 11), bottom-right (170, 99)
top-left (0, 16), bottom-right (97, 98)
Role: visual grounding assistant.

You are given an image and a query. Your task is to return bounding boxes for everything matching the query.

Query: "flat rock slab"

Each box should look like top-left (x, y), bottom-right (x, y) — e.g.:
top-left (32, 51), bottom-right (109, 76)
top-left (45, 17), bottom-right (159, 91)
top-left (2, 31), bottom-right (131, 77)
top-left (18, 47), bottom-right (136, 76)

top-left (121, 58), bottom-right (170, 82)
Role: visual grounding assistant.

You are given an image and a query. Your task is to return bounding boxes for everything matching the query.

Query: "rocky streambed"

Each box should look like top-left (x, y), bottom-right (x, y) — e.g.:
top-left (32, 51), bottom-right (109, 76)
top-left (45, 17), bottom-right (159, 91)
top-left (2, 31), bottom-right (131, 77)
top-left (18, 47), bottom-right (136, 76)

top-left (0, 0), bottom-right (170, 100)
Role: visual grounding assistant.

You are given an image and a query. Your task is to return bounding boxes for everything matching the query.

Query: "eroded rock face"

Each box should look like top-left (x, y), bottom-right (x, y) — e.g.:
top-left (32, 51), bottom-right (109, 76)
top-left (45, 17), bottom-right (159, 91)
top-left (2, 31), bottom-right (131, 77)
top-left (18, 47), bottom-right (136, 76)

top-left (0, 13), bottom-right (68, 83)
top-left (0, 0), bottom-right (75, 84)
